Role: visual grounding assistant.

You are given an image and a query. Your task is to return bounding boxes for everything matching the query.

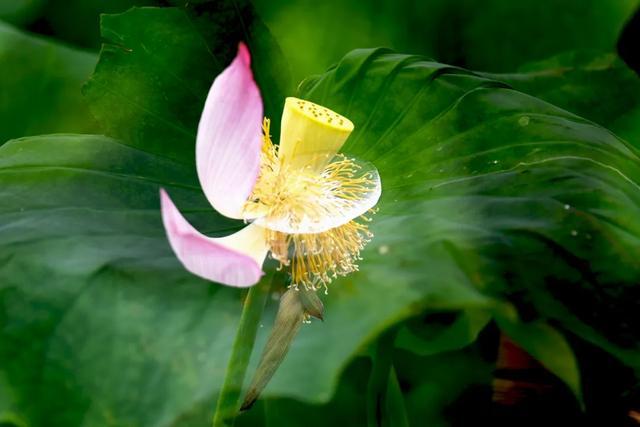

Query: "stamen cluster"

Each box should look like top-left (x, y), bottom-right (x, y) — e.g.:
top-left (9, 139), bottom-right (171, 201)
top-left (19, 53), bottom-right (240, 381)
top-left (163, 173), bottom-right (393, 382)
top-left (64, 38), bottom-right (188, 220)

top-left (243, 119), bottom-right (377, 291)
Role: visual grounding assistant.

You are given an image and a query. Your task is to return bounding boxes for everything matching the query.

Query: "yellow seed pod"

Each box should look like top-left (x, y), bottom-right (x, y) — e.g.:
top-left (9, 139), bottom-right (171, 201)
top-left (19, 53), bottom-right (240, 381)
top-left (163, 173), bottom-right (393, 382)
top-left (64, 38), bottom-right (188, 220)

top-left (278, 97), bottom-right (354, 171)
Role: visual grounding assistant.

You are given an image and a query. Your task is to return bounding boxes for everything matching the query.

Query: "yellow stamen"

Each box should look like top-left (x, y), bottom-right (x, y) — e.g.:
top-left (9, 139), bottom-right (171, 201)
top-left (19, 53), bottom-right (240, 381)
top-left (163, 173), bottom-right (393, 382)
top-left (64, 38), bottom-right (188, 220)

top-left (244, 118), bottom-right (378, 234)
top-left (266, 218), bottom-right (374, 293)
top-left (243, 102), bottom-right (378, 291)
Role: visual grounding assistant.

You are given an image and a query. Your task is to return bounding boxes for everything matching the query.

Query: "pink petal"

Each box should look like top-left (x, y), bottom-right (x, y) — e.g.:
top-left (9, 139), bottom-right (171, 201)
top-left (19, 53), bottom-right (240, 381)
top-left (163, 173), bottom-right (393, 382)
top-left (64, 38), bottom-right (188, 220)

top-left (160, 189), bottom-right (269, 287)
top-left (196, 42), bottom-right (263, 219)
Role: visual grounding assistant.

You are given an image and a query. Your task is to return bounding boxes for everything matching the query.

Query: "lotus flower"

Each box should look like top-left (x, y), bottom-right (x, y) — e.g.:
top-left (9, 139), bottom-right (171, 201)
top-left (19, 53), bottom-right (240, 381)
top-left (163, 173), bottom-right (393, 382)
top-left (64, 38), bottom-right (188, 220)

top-left (160, 43), bottom-right (381, 290)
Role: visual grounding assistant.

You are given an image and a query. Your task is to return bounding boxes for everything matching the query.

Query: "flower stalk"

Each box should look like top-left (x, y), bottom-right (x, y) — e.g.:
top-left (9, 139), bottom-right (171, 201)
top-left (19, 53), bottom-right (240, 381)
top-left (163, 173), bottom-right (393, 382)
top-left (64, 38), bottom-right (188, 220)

top-left (212, 269), bottom-right (276, 427)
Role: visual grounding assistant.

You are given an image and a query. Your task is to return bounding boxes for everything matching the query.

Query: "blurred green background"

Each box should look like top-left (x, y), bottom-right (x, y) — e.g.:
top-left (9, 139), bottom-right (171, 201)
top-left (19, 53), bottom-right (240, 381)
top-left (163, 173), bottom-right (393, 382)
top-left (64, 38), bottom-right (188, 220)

top-left (2, 1), bottom-right (640, 426)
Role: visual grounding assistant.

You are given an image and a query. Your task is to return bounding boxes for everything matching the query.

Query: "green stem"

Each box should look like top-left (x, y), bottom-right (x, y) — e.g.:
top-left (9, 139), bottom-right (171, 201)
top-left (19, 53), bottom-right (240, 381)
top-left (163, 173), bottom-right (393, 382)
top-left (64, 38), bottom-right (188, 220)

top-left (212, 271), bottom-right (275, 427)
top-left (386, 366), bottom-right (409, 427)
top-left (366, 330), bottom-right (397, 427)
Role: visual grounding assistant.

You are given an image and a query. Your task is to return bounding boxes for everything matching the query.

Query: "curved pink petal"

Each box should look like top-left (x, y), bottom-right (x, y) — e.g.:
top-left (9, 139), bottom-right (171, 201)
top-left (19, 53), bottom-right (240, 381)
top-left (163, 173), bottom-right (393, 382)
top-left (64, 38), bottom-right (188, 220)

top-left (196, 42), bottom-right (263, 219)
top-left (160, 189), bottom-right (269, 287)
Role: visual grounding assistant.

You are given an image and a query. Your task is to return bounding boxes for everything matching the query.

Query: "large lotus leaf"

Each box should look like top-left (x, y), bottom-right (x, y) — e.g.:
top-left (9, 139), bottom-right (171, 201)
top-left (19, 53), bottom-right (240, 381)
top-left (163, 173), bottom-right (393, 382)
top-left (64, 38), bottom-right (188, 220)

top-left (83, 4), bottom-right (290, 165)
top-left (480, 51), bottom-right (640, 142)
top-left (0, 132), bottom-right (493, 427)
top-left (0, 21), bottom-right (98, 145)
top-left (293, 48), bottom-right (640, 373)
top-left (0, 134), bottom-right (243, 427)
top-left (253, 0), bottom-right (639, 81)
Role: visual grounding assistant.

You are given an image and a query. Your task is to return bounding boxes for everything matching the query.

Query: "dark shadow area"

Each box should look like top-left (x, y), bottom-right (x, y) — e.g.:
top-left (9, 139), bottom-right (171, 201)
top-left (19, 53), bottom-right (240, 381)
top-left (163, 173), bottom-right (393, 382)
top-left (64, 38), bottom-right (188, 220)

top-left (619, 6), bottom-right (640, 75)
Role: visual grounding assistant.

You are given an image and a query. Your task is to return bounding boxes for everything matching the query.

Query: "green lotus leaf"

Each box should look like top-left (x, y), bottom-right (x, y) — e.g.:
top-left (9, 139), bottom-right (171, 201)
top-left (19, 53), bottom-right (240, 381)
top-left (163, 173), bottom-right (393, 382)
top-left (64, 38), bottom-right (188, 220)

top-left (253, 0), bottom-right (639, 80)
top-left (481, 51), bottom-right (640, 145)
top-left (395, 310), bottom-right (492, 356)
top-left (294, 48), bottom-right (640, 380)
top-left (83, 3), bottom-right (290, 165)
top-left (0, 21), bottom-right (98, 145)
top-left (493, 303), bottom-right (582, 406)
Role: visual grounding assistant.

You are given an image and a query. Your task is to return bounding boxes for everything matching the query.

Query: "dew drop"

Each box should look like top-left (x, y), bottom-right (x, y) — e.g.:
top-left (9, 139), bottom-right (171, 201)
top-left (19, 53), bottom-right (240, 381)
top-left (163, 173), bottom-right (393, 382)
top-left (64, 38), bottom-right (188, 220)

top-left (519, 116), bottom-right (530, 127)
top-left (564, 204), bottom-right (570, 210)
top-left (570, 230), bottom-right (578, 237)
top-left (378, 245), bottom-right (390, 255)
